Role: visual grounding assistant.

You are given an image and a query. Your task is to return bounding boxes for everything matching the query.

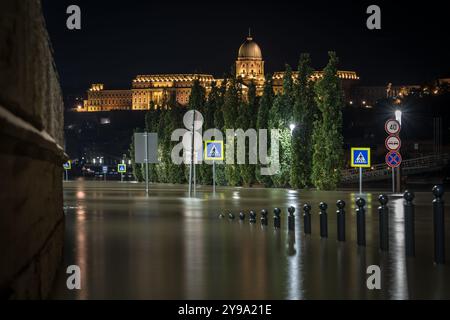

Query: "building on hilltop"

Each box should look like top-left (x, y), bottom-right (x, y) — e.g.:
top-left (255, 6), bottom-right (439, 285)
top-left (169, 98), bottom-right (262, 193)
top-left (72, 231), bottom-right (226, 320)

top-left (77, 33), bottom-right (360, 112)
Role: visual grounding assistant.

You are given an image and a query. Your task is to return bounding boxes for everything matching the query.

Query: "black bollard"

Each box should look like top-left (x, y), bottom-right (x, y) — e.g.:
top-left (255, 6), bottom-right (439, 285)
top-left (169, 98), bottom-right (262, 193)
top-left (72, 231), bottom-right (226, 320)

top-left (356, 197), bottom-right (366, 246)
top-left (378, 194), bottom-right (389, 251)
top-left (260, 209), bottom-right (268, 226)
top-left (404, 191), bottom-right (415, 257)
top-left (319, 202), bottom-right (328, 238)
top-left (336, 200), bottom-right (346, 242)
top-left (239, 211), bottom-right (245, 221)
top-left (274, 208), bottom-right (281, 228)
top-left (219, 213), bottom-right (225, 219)
top-left (432, 185), bottom-right (445, 264)
top-left (303, 204), bottom-right (312, 234)
top-left (249, 210), bottom-right (256, 223)
top-left (288, 206), bottom-right (295, 232)
top-left (228, 212), bottom-right (235, 220)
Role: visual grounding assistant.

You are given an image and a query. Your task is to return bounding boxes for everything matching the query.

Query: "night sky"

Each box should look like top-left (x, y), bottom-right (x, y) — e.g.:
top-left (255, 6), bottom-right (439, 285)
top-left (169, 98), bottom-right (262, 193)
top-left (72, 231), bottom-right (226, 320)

top-left (42, 0), bottom-right (449, 95)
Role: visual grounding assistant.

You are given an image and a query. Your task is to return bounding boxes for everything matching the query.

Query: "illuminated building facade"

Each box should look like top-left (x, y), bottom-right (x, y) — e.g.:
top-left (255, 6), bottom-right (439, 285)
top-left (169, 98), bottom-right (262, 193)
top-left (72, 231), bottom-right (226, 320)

top-left (78, 34), bottom-right (360, 112)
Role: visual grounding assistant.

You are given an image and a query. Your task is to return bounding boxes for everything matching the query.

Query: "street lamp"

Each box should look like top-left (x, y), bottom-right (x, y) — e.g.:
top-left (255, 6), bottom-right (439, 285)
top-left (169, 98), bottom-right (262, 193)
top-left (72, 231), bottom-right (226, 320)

top-left (395, 110), bottom-right (402, 125)
top-left (289, 123), bottom-right (296, 134)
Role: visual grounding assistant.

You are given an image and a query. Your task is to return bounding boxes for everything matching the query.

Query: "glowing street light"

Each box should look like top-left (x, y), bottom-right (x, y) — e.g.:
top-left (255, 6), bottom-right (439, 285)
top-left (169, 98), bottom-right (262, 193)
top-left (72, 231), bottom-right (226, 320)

top-left (289, 123), bottom-right (296, 134)
top-left (395, 110), bottom-right (402, 125)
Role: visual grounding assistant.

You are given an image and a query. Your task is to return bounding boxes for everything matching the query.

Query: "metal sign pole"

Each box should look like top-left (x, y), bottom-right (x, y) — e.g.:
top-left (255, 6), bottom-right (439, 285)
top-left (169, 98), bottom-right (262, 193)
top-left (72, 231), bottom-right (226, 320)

top-left (392, 167), bottom-right (395, 193)
top-left (359, 167), bottom-right (362, 194)
top-left (213, 160), bottom-right (216, 195)
top-left (145, 132), bottom-right (149, 195)
top-left (193, 151), bottom-right (196, 196)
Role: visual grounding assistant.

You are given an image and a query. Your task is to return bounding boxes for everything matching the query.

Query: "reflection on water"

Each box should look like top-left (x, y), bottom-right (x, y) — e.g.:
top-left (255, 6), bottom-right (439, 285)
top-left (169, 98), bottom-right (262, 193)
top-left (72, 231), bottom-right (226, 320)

top-left (51, 181), bottom-right (450, 299)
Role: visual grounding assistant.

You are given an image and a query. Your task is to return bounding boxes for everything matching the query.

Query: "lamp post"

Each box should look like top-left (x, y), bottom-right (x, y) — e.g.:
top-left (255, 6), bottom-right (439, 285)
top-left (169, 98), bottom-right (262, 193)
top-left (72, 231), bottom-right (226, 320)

top-left (395, 109), bottom-right (402, 192)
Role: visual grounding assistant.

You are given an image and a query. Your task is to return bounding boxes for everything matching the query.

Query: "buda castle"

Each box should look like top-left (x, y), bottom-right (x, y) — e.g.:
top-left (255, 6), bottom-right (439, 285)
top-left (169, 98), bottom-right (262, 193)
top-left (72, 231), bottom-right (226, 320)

top-left (77, 34), bottom-right (359, 112)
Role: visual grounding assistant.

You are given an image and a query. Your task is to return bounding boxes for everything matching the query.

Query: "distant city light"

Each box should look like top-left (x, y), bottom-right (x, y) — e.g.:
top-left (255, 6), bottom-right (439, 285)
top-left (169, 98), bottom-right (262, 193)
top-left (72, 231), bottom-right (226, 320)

top-left (128, 160), bottom-right (131, 165)
top-left (93, 158), bottom-right (96, 164)
top-left (349, 100), bottom-right (353, 105)
top-left (362, 100), bottom-right (366, 105)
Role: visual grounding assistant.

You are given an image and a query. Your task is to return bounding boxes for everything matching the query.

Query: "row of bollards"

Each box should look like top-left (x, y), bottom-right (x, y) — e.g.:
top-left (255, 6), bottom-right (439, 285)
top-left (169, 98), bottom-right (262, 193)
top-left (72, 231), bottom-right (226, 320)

top-left (220, 185), bottom-right (446, 264)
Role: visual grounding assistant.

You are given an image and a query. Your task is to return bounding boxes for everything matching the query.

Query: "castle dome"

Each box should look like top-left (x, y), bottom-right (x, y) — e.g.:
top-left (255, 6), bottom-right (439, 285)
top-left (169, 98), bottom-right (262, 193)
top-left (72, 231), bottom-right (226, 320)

top-left (238, 36), bottom-right (262, 60)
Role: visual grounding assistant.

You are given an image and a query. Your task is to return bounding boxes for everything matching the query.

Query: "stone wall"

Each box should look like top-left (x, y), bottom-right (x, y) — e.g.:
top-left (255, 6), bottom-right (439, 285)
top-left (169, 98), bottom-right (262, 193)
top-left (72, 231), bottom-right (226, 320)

top-left (0, 0), bottom-right (65, 299)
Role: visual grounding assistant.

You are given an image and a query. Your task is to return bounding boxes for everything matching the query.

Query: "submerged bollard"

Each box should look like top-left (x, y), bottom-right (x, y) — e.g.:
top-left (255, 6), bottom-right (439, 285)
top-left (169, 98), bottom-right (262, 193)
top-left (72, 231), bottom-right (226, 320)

top-left (336, 200), bottom-right (346, 242)
top-left (303, 204), bottom-right (312, 234)
top-left (432, 185), bottom-right (445, 264)
top-left (260, 209), bottom-right (268, 226)
top-left (319, 202), bottom-right (328, 238)
top-left (239, 211), bottom-right (246, 221)
top-left (404, 191), bottom-right (415, 257)
top-left (356, 197), bottom-right (366, 246)
top-left (274, 208), bottom-right (281, 228)
top-left (249, 210), bottom-right (256, 223)
top-left (288, 206), bottom-right (295, 232)
top-left (378, 194), bottom-right (389, 251)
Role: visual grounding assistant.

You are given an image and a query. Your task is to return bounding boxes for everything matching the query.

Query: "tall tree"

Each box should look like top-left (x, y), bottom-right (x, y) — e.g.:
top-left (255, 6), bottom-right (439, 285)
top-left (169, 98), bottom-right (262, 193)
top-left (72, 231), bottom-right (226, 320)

top-left (222, 67), bottom-right (241, 186)
top-left (269, 64), bottom-right (294, 187)
top-left (129, 128), bottom-right (144, 182)
top-left (291, 53), bottom-right (316, 189)
top-left (186, 79), bottom-right (206, 184)
top-left (311, 52), bottom-right (345, 190)
top-left (237, 81), bottom-right (257, 186)
top-left (213, 78), bottom-right (227, 186)
top-left (256, 75), bottom-right (274, 186)
top-left (198, 82), bottom-right (220, 185)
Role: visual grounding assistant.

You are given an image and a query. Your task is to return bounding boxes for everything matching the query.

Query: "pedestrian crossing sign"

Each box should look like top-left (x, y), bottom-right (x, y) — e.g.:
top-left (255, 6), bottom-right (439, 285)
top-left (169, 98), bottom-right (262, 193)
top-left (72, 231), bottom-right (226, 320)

top-left (118, 163), bottom-right (127, 173)
top-left (204, 140), bottom-right (224, 161)
top-left (351, 147), bottom-right (371, 168)
top-left (63, 161), bottom-right (71, 170)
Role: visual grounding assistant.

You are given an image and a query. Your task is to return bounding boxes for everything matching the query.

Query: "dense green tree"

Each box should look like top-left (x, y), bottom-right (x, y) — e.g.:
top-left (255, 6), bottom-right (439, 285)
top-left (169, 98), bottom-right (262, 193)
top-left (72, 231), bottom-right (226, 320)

top-left (237, 81), bottom-right (257, 186)
top-left (186, 80), bottom-right (206, 185)
top-left (222, 68), bottom-right (242, 186)
top-left (269, 64), bottom-right (294, 187)
top-left (129, 128), bottom-right (144, 182)
top-left (213, 78), bottom-right (227, 186)
top-left (198, 82), bottom-right (220, 185)
top-left (291, 53), bottom-right (316, 189)
top-left (311, 52), bottom-right (345, 190)
top-left (143, 109), bottom-right (160, 182)
top-left (256, 75), bottom-right (274, 186)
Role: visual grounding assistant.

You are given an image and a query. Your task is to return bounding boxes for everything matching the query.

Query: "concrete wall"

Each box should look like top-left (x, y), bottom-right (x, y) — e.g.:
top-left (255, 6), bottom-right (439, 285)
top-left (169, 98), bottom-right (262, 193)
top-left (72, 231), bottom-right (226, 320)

top-left (0, 0), bottom-right (65, 299)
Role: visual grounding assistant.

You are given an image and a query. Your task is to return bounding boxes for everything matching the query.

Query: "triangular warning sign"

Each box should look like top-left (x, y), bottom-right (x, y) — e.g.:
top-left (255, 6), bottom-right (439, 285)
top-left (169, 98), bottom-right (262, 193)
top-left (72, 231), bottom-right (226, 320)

top-left (355, 152), bottom-right (366, 163)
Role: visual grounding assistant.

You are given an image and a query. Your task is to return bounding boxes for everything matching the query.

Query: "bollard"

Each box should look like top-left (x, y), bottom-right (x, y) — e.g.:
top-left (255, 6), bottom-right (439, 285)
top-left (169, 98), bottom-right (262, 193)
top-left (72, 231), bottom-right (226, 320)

top-left (303, 204), bottom-right (312, 234)
top-left (432, 185), bottom-right (445, 264)
top-left (336, 200), bottom-right (346, 242)
top-left (249, 210), bottom-right (256, 223)
top-left (288, 206), bottom-right (295, 232)
top-left (404, 191), bottom-right (415, 257)
top-left (319, 202), bottom-right (328, 238)
top-left (260, 209), bottom-right (268, 226)
top-left (239, 211), bottom-right (246, 221)
top-left (228, 212), bottom-right (235, 220)
top-left (219, 213), bottom-right (225, 219)
top-left (356, 198), bottom-right (366, 246)
top-left (274, 208), bottom-right (281, 228)
top-left (378, 194), bottom-right (389, 251)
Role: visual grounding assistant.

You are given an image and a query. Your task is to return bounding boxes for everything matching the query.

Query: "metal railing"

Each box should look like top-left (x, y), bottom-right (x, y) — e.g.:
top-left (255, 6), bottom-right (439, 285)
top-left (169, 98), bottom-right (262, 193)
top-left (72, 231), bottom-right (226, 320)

top-left (341, 153), bottom-right (450, 183)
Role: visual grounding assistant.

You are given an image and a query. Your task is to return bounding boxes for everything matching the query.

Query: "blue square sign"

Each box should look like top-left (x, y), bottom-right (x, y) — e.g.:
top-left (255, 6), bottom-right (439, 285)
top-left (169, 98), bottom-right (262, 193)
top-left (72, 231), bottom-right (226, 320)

top-left (204, 141), bottom-right (224, 161)
top-left (351, 147), bottom-right (371, 168)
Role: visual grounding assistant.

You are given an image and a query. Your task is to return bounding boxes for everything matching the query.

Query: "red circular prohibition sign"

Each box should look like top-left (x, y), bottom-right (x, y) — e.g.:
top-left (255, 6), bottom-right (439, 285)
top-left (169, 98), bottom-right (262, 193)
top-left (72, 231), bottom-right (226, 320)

top-left (386, 151), bottom-right (402, 168)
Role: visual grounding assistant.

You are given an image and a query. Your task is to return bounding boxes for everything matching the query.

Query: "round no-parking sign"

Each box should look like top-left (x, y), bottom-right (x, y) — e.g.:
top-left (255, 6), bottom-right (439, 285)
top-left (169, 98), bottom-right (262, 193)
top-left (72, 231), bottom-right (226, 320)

top-left (386, 151), bottom-right (402, 168)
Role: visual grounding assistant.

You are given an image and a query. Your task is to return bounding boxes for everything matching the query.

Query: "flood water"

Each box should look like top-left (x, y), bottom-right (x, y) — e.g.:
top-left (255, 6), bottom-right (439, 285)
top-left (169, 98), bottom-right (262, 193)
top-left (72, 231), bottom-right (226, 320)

top-left (51, 180), bottom-right (450, 299)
